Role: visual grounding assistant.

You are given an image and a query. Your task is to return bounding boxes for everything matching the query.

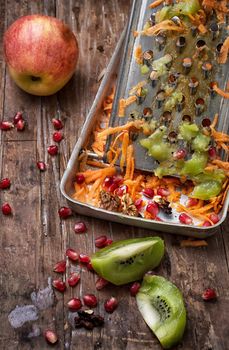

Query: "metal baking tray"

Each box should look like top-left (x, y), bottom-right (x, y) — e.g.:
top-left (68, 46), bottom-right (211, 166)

top-left (60, 27), bottom-right (229, 238)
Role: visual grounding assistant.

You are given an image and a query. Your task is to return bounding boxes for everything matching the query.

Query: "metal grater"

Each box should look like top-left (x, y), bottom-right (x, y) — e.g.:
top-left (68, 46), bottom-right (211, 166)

top-left (104, 0), bottom-right (229, 173)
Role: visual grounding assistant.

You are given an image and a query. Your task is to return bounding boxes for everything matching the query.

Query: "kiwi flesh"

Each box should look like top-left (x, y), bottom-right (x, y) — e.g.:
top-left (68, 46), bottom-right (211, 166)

top-left (136, 275), bottom-right (186, 349)
top-left (91, 237), bottom-right (164, 285)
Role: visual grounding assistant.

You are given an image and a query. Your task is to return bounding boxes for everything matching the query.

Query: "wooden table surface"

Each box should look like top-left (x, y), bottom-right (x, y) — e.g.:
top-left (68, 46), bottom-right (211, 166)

top-left (1, 1), bottom-right (229, 349)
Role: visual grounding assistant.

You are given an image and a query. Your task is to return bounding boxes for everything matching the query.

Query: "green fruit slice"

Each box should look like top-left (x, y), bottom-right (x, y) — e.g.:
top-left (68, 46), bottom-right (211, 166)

top-left (136, 275), bottom-right (186, 349)
top-left (91, 237), bottom-right (164, 285)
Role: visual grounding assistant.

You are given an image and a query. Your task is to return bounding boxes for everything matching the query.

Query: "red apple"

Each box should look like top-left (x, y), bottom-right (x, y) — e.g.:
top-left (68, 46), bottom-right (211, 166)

top-left (3, 15), bottom-right (78, 96)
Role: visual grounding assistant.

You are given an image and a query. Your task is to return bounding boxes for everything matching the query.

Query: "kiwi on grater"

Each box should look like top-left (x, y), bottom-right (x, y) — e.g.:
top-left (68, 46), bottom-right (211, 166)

top-left (136, 275), bottom-right (186, 349)
top-left (91, 237), bottom-right (164, 285)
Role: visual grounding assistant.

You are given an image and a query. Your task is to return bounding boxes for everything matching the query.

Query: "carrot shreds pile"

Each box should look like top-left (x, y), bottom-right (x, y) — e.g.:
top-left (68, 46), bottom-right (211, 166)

top-left (141, 20), bottom-right (185, 36)
top-left (97, 120), bottom-right (143, 139)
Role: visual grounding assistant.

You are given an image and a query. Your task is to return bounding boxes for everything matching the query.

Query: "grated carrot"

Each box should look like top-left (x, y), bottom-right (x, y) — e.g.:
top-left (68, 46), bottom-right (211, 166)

top-left (125, 145), bottom-right (134, 180)
top-left (98, 120), bottom-right (143, 139)
top-left (149, 0), bottom-right (164, 9)
top-left (134, 45), bottom-right (143, 65)
top-left (212, 83), bottom-right (229, 99)
top-left (141, 20), bottom-right (185, 36)
top-left (212, 159), bottom-right (229, 171)
top-left (120, 132), bottom-right (129, 171)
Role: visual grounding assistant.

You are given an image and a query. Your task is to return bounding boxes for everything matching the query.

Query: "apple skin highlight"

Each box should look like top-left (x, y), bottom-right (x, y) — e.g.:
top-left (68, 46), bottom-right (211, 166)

top-left (3, 15), bottom-right (78, 96)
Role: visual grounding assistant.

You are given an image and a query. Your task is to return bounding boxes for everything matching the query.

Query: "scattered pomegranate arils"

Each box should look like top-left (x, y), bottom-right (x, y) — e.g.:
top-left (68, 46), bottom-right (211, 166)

top-left (79, 253), bottom-right (90, 264)
top-left (146, 202), bottom-right (159, 219)
top-left (16, 118), bottom-right (25, 131)
top-left (53, 260), bottom-right (66, 273)
top-left (67, 297), bottom-right (82, 311)
top-left (86, 261), bottom-right (94, 271)
top-left (37, 161), bottom-right (46, 172)
top-left (13, 112), bottom-right (23, 124)
top-left (114, 185), bottom-right (128, 196)
top-left (53, 131), bottom-right (63, 143)
top-left (0, 121), bottom-right (14, 130)
top-left (52, 118), bottom-right (64, 130)
top-left (47, 145), bottom-right (58, 156)
top-left (202, 220), bottom-right (211, 227)
top-left (66, 248), bottom-right (78, 261)
top-left (44, 329), bottom-right (58, 344)
top-left (58, 206), bottom-right (72, 219)
top-left (142, 188), bottom-right (154, 198)
top-left (134, 198), bottom-right (143, 210)
top-left (186, 198), bottom-right (199, 208)
top-left (202, 288), bottom-right (217, 301)
top-left (173, 149), bottom-right (187, 160)
top-left (2, 203), bottom-right (12, 215)
top-left (103, 176), bottom-right (114, 189)
top-left (108, 176), bottom-right (123, 193)
top-left (95, 235), bottom-right (108, 248)
top-left (95, 277), bottom-right (109, 290)
top-left (74, 221), bottom-right (87, 233)
top-left (0, 178), bottom-right (11, 189)
top-left (209, 213), bottom-right (220, 224)
top-left (68, 272), bottom-right (80, 287)
top-left (157, 188), bottom-right (170, 197)
top-left (83, 294), bottom-right (98, 308)
top-left (179, 213), bottom-right (193, 225)
top-left (52, 279), bottom-right (66, 293)
top-left (130, 282), bottom-right (141, 296)
top-left (104, 297), bottom-right (118, 313)
top-left (208, 146), bottom-right (217, 159)
top-left (105, 239), bottom-right (113, 246)
top-left (75, 174), bottom-right (85, 184)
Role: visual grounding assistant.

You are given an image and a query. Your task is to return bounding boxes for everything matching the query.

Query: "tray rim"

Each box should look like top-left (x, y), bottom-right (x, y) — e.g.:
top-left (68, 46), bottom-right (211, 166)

top-left (60, 28), bottom-right (229, 239)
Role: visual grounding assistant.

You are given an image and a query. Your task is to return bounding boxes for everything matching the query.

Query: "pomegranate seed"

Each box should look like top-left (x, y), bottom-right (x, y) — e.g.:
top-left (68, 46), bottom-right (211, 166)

top-left (130, 282), bottom-right (141, 296)
top-left (134, 198), bottom-right (143, 210)
top-left (74, 221), bottom-right (87, 233)
top-left (95, 235), bottom-right (108, 248)
top-left (79, 253), bottom-right (90, 264)
top-left (66, 248), bottom-right (78, 261)
top-left (105, 239), bottom-right (113, 246)
top-left (114, 185), bottom-right (128, 196)
top-left (52, 118), bottom-right (63, 130)
top-left (208, 146), bottom-right (217, 159)
top-left (142, 188), bottom-right (154, 198)
top-left (104, 297), bottom-right (118, 313)
top-left (67, 297), bottom-right (82, 311)
top-left (146, 202), bottom-right (159, 219)
top-left (44, 330), bottom-right (58, 344)
top-left (179, 213), bottom-right (193, 225)
top-left (173, 149), bottom-right (187, 160)
top-left (83, 294), bottom-right (98, 308)
top-left (58, 206), bottom-right (72, 219)
top-left (103, 176), bottom-right (114, 189)
top-left (0, 121), bottom-right (14, 130)
top-left (86, 261), bottom-right (94, 271)
top-left (75, 174), bottom-right (85, 184)
top-left (16, 118), bottom-right (25, 131)
top-left (202, 288), bottom-right (217, 301)
top-left (157, 188), bottom-right (170, 197)
top-left (209, 213), bottom-right (220, 224)
top-left (95, 277), bottom-right (109, 290)
top-left (47, 145), bottom-right (58, 156)
top-left (53, 131), bottom-right (63, 143)
top-left (68, 272), bottom-right (80, 287)
top-left (13, 112), bottom-right (23, 124)
top-left (186, 198), bottom-right (199, 208)
top-left (2, 203), bottom-right (12, 215)
top-left (202, 220), bottom-right (211, 227)
top-left (52, 279), bottom-right (66, 293)
top-left (0, 178), bottom-right (11, 189)
top-left (37, 161), bottom-right (46, 171)
top-left (53, 260), bottom-right (66, 273)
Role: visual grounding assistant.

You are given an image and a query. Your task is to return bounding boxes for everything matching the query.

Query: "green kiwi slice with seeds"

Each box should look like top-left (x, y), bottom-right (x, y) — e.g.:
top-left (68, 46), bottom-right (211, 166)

top-left (136, 275), bottom-right (186, 349)
top-left (91, 237), bottom-right (164, 285)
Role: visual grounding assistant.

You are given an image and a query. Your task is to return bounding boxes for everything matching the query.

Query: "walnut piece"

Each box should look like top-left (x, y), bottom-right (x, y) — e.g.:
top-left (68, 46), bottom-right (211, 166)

top-left (121, 194), bottom-right (138, 217)
top-left (99, 190), bottom-right (120, 212)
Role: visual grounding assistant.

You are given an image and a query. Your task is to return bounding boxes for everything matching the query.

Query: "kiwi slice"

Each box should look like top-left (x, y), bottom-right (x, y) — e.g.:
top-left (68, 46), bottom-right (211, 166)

top-left (136, 275), bottom-right (186, 349)
top-left (91, 237), bottom-right (164, 285)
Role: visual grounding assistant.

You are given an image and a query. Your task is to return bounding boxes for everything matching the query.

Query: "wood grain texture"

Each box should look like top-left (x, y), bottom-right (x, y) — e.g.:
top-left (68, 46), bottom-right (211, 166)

top-left (0, 1), bottom-right (229, 350)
